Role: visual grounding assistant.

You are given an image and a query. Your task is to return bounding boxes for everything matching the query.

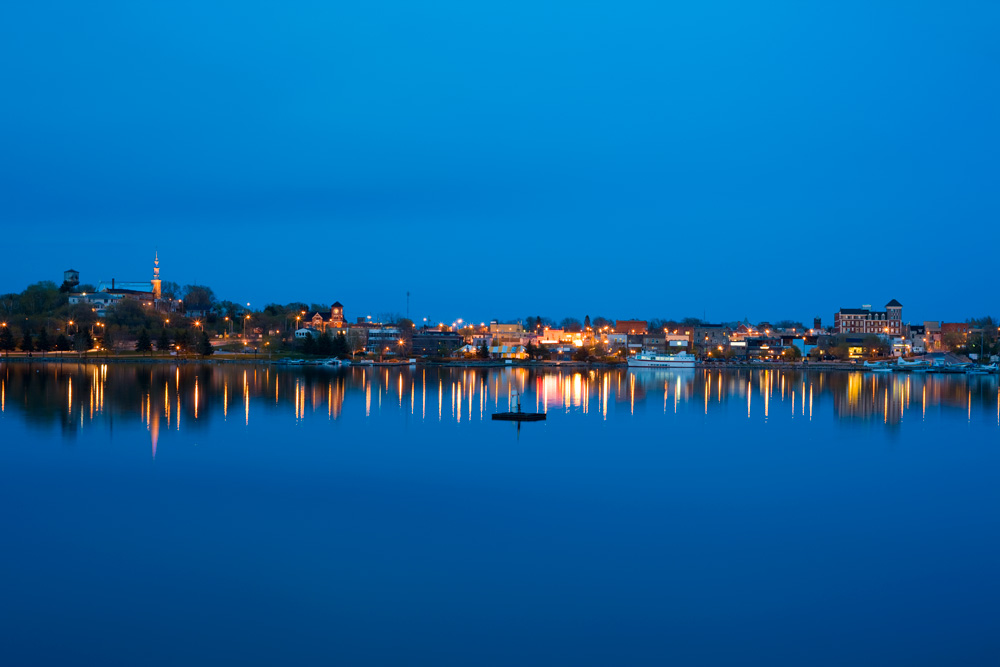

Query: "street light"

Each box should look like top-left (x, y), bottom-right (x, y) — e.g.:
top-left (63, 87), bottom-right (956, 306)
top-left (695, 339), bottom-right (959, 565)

top-left (243, 314), bottom-right (251, 339)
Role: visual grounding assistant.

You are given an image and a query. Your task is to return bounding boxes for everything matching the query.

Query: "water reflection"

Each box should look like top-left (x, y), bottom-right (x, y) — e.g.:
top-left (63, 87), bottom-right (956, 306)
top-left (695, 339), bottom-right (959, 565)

top-left (1, 363), bottom-right (998, 450)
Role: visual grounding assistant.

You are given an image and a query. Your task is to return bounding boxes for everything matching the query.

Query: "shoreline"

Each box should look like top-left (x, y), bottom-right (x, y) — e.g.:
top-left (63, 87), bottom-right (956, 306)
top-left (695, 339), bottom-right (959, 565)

top-left (0, 353), bottom-right (866, 372)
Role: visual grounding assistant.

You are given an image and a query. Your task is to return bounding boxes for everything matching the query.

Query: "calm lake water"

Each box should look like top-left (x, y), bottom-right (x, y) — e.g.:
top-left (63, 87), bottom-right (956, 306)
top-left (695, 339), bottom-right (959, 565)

top-left (1, 362), bottom-right (999, 666)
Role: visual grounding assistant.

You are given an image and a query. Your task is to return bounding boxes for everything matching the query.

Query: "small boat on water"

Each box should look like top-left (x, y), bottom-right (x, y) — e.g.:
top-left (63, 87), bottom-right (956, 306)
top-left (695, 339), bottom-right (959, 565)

top-left (896, 357), bottom-right (930, 371)
top-left (864, 360), bottom-right (893, 372)
top-left (628, 351), bottom-right (696, 369)
top-left (492, 412), bottom-right (546, 422)
top-left (492, 391), bottom-right (546, 422)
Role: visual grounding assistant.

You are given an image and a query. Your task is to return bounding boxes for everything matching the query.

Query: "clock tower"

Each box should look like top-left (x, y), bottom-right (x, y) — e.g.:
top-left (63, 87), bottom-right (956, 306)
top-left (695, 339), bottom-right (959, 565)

top-left (331, 301), bottom-right (345, 328)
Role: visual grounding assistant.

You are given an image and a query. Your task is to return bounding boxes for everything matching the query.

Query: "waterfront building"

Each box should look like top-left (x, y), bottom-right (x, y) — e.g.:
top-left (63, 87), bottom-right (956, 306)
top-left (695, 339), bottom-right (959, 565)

top-left (488, 344), bottom-right (528, 359)
top-left (908, 325), bottom-right (927, 354)
top-left (781, 335), bottom-right (819, 357)
top-left (411, 329), bottom-right (464, 356)
top-left (614, 320), bottom-right (647, 335)
top-left (833, 300), bottom-right (903, 335)
top-left (367, 326), bottom-right (403, 354)
top-left (694, 324), bottom-right (729, 348)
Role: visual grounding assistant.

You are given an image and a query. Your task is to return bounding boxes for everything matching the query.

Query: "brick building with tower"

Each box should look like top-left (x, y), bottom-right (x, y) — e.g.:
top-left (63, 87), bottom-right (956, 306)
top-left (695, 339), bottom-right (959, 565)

top-left (833, 300), bottom-right (903, 335)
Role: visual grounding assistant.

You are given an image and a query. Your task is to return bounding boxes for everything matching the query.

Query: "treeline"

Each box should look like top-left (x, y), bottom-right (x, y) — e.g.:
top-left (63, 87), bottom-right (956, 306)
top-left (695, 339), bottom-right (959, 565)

top-left (299, 331), bottom-right (350, 357)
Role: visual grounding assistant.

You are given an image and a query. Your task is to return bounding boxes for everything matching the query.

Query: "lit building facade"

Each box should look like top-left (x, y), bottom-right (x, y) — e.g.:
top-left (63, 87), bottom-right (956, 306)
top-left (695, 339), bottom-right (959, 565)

top-left (834, 300), bottom-right (903, 335)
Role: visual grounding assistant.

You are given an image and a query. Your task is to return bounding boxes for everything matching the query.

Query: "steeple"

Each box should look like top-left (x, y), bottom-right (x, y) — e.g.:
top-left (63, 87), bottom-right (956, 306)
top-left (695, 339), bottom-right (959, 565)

top-left (151, 251), bottom-right (162, 300)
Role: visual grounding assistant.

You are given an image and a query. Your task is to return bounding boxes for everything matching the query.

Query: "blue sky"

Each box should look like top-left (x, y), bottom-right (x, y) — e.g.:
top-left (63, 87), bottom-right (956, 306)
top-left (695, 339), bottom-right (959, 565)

top-left (2, 2), bottom-right (997, 325)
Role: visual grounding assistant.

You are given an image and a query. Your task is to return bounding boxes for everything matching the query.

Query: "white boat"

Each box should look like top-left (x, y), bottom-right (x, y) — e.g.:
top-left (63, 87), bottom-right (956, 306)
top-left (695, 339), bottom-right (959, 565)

top-left (628, 351), bottom-right (696, 369)
top-left (896, 357), bottom-right (929, 369)
top-left (864, 360), bottom-right (889, 369)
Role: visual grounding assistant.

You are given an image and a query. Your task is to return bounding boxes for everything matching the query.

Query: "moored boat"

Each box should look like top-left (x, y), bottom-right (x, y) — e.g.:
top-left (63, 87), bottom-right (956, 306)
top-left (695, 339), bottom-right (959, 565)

top-left (628, 351), bottom-right (697, 369)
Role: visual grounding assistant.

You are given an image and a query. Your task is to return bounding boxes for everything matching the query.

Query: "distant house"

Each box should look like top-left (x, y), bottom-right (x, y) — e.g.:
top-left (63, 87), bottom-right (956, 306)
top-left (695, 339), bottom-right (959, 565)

top-left (69, 291), bottom-right (124, 316)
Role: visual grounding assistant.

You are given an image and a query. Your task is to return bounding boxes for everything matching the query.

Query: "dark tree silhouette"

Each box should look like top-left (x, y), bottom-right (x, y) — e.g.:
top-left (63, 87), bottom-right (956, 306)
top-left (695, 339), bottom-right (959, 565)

top-left (157, 328), bottom-right (171, 351)
top-left (136, 329), bottom-right (153, 354)
top-left (198, 331), bottom-right (214, 356)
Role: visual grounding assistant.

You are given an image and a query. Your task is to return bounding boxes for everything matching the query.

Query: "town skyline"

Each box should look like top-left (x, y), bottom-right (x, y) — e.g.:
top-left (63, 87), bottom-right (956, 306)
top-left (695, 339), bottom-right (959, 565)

top-left (0, 253), bottom-right (994, 328)
top-left (3, 3), bottom-right (998, 323)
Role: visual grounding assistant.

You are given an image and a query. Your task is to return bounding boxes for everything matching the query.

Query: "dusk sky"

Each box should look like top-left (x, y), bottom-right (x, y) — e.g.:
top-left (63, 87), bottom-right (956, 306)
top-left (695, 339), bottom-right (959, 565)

top-left (2, 2), bottom-right (997, 325)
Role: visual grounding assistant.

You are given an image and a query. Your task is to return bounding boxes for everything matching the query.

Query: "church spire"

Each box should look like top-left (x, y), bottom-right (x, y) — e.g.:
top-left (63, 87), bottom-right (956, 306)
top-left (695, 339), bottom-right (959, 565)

top-left (151, 251), bottom-right (162, 300)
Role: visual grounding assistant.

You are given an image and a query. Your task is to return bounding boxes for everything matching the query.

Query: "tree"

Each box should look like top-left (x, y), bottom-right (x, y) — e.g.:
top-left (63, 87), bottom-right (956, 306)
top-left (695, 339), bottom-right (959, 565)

top-left (69, 303), bottom-right (98, 329)
top-left (182, 285), bottom-right (216, 312)
top-left (828, 344), bottom-right (850, 360)
top-left (173, 328), bottom-right (192, 351)
top-left (157, 328), bottom-right (171, 352)
top-left (347, 328), bottom-right (367, 355)
top-left (524, 342), bottom-right (538, 359)
top-left (20, 282), bottom-right (63, 315)
top-left (75, 330), bottom-right (93, 353)
top-left (302, 333), bottom-right (316, 355)
top-left (775, 320), bottom-right (807, 331)
top-left (861, 335), bottom-right (889, 358)
top-left (477, 342), bottom-right (490, 359)
top-left (36, 328), bottom-right (51, 352)
top-left (106, 299), bottom-right (151, 329)
top-left (102, 324), bottom-right (129, 352)
top-left (316, 331), bottom-right (334, 355)
top-left (0, 326), bottom-right (15, 355)
top-left (783, 345), bottom-right (802, 361)
top-left (942, 332), bottom-right (966, 352)
top-left (55, 334), bottom-right (71, 351)
top-left (136, 328), bottom-right (153, 354)
top-left (198, 331), bottom-right (214, 356)
top-left (572, 346), bottom-right (591, 361)
top-left (20, 329), bottom-right (34, 352)
top-left (160, 281), bottom-right (181, 300)
top-left (560, 317), bottom-right (582, 332)
top-left (331, 333), bottom-right (350, 356)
